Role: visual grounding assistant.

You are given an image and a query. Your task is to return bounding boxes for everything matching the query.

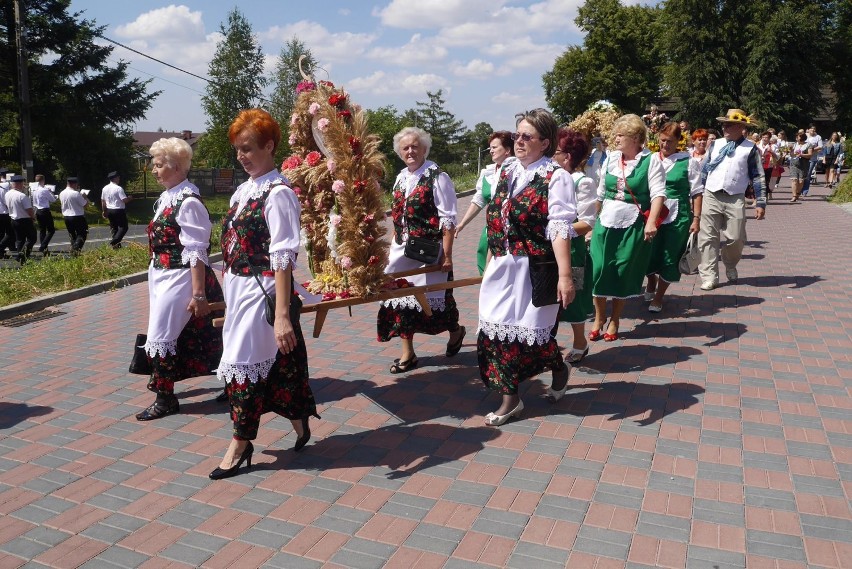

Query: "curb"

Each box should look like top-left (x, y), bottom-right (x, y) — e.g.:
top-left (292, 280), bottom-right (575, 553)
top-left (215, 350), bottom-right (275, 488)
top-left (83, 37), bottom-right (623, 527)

top-left (0, 252), bottom-right (224, 321)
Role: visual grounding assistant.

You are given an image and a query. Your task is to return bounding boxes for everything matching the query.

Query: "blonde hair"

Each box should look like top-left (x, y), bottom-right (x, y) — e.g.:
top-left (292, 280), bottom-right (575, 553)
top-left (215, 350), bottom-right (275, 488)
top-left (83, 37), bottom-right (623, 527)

top-left (393, 127), bottom-right (432, 160)
top-left (150, 137), bottom-right (193, 174)
top-left (612, 114), bottom-right (648, 146)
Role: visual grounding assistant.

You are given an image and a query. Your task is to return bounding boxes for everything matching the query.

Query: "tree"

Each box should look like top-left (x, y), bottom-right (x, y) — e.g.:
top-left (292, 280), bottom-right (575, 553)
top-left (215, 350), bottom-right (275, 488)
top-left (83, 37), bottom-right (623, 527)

top-left (0, 0), bottom-right (158, 185)
top-left (268, 37), bottom-right (317, 159)
top-left (543, 0), bottom-right (661, 123)
top-left (414, 90), bottom-right (466, 166)
top-left (196, 8), bottom-right (267, 168)
top-left (366, 105), bottom-right (406, 184)
top-left (456, 121), bottom-right (493, 171)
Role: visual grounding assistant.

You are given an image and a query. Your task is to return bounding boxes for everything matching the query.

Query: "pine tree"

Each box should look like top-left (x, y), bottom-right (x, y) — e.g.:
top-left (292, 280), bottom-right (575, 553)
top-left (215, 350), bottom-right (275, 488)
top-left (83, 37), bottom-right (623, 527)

top-left (268, 37), bottom-right (317, 159)
top-left (414, 90), bottom-right (466, 166)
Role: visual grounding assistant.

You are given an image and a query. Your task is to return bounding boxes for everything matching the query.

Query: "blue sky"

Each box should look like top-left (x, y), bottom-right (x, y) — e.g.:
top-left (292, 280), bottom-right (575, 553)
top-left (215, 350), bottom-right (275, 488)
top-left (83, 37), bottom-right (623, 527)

top-left (66, 0), bottom-right (607, 134)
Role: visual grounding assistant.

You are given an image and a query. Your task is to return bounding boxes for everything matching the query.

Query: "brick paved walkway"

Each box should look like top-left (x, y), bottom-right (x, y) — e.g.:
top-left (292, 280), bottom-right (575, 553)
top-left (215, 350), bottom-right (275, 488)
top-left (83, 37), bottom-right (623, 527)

top-left (1, 177), bottom-right (850, 568)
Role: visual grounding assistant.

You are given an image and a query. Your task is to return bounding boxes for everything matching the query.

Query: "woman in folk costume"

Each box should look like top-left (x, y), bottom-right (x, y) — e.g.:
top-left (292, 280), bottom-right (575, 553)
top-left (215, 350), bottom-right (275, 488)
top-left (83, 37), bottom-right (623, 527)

top-left (553, 128), bottom-right (597, 364)
top-left (644, 122), bottom-right (703, 312)
top-left (211, 109), bottom-right (319, 480)
top-left (477, 109), bottom-right (577, 425)
top-left (588, 114), bottom-right (667, 341)
top-left (377, 127), bottom-right (465, 374)
top-left (455, 131), bottom-right (514, 275)
top-left (137, 137), bottom-right (224, 421)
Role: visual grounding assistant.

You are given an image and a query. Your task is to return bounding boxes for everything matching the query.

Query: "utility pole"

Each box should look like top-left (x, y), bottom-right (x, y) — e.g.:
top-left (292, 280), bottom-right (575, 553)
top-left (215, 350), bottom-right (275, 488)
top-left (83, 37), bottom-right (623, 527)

top-left (14, 0), bottom-right (34, 182)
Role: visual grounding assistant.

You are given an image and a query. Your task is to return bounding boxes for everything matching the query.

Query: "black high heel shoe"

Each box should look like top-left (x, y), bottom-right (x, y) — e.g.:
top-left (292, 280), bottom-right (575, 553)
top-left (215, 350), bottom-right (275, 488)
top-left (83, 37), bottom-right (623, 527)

top-left (209, 441), bottom-right (253, 480)
top-left (294, 417), bottom-right (311, 452)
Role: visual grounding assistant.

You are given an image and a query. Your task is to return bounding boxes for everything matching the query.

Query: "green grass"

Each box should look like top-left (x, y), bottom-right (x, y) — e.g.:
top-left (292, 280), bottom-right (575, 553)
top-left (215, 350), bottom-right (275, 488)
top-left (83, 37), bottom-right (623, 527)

top-left (828, 172), bottom-right (852, 203)
top-left (0, 243), bottom-right (151, 307)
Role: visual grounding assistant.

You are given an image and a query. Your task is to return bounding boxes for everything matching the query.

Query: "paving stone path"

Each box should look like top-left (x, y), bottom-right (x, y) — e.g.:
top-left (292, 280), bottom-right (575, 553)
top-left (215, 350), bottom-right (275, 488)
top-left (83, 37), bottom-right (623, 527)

top-left (1, 176), bottom-right (850, 568)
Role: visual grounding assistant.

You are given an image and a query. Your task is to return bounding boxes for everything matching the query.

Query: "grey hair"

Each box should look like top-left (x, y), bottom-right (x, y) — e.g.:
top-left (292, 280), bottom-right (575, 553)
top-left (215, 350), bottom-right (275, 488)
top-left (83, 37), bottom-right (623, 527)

top-left (393, 127), bottom-right (432, 160)
top-left (149, 137), bottom-right (193, 174)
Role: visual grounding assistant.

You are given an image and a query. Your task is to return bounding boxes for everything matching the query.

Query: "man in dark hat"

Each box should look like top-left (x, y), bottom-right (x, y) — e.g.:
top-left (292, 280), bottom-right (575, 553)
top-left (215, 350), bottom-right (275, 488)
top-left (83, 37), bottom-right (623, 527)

top-left (4, 175), bottom-right (37, 261)
top-left (59, 176), bottom-right (89, 253)
top-left (101, 171), bottom-right (131, 249)
top-left (697, 108), bottom-right (767, 291)
top-left (0, 168), bottom-right (15, 258)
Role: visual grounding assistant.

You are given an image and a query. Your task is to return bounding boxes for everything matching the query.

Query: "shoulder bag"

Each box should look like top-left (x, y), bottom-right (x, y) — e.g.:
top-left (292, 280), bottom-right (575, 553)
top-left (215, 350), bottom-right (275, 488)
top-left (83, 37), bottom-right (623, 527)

top-left (128, 333), bottom-right (152, 375)
top-left (404, 235), bottom-right (440, 264)
top-left (678, 232), bottom-right (700, 275)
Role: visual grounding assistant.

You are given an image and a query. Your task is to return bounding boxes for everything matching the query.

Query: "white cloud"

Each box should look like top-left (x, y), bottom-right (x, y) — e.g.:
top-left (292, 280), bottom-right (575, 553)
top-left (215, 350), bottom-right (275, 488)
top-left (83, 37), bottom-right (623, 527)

top-left (450, 58), bottom-right (495, 79)
top-left (487, 37), bottom-right (563, 71)
top-left (262, 21), bottom-right (377, 64)
top-left (115, 5), bottom-right (206, 42)
top-left (347, 70), bottom-right (448, 96)
top-left (375, 0), bottom-right (503, 29)
top-left (367, 34), bottom-right (448, 66)
top-left (492, 91), bottom-right (525, 104)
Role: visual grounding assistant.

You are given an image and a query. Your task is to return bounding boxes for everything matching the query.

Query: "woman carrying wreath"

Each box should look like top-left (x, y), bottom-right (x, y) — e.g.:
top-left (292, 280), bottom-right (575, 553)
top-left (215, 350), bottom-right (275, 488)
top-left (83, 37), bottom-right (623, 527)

top-left (588, 114), bottom-right (666, 342)
top-left (378, 127), bottom-right (465, 373)
top-left (211, 109), bottom-right (319, 480)
top-left (136, 137), bottom-right (224, 421)
top-left (644, 122), bottom-right (703, 313)
top-left (477, 109), bottom-right (577, 425)
top-left (455, 131), bottom-right (514, 275)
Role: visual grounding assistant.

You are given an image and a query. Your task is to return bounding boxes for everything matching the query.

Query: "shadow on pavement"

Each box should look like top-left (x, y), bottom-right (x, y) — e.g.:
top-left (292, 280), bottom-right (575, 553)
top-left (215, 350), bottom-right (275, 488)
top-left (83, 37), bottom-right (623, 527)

top-left (628, 320), bottom-right (747, 346)
top-left (735, 275), bottom-right (824, 288)
top-left (576, 344), bottom-right (704, 374)
top-left (0, 402), bottom-right (54, 429)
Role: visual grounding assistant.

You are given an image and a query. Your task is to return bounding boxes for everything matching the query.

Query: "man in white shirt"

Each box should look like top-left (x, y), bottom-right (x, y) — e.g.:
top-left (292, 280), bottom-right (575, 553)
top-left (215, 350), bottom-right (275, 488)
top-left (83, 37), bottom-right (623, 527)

top-left (101, 171), bottom-right (131, 249)
top-left (59, 176), bottom-right (89, 253)
top-left (32, 174), bottom-right (58, 254)
top-left (0, 168), bottom-right (15, 258)
top-left (5, 175), bottom-right (37, 261)
top-left (698, 108), bottom-right (767, 291)
top-left (801, 125), bottom-right (822, 196)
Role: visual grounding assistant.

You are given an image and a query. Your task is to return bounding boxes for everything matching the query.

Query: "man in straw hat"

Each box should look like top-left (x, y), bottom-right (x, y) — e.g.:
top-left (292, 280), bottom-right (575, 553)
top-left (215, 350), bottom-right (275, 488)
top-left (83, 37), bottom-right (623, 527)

top-left (697, 108), bottom-right (766, 291)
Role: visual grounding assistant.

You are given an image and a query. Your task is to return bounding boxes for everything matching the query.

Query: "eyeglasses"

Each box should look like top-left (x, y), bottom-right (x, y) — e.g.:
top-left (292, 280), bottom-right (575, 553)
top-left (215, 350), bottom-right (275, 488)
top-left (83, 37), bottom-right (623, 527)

top-left (512, 132), bottom-right (540, 142)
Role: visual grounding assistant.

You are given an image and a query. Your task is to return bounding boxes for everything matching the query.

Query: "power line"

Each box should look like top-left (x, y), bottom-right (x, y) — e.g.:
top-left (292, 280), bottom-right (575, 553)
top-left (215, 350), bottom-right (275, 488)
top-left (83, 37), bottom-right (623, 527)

top-left (110, 58), bottom-right (207, 96)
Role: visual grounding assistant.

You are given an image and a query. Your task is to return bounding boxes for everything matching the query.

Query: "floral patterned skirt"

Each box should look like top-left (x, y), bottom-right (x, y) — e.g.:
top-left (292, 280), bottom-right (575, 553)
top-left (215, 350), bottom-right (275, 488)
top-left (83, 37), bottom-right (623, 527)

top-left (147, 266), bottom-right (224, 394)
top-left (477, 327), bottom-right (563, 395)
top-left (225, 315), bottom-right (318, 440)
top-left (377, 287), bottom-right (460, 341)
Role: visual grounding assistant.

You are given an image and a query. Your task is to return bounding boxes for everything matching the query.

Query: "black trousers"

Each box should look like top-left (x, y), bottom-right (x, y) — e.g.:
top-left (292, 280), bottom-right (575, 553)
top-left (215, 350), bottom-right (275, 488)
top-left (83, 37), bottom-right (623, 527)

top-left (11, 217), bottom-right (37, 258)
top-left (106, 209), bottom-right (128, 247)
top-left (0, 213), bottom-right (14, 255)
top-left (36, 208), bottom-right (55, 251)
top-left (64, 215), bottom-right (89, 251)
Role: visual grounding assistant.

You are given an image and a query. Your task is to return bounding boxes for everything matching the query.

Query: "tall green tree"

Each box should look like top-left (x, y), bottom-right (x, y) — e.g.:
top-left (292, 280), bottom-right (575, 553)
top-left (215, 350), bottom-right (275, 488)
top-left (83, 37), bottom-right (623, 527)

top-left (825, 0), bottom-right (851, 132)
top-left (414, 89), bottom-right (466, 166)
top-left (0, 0), bottom-right (157, 185)
top-left (543, 0), bottom-right (661, 123)
top-left (366, 105), bottom-right (406, 183)
top-left (196, 8), bottom-right (267, 168)
top-left (268, 37), bottom-right (317, 159)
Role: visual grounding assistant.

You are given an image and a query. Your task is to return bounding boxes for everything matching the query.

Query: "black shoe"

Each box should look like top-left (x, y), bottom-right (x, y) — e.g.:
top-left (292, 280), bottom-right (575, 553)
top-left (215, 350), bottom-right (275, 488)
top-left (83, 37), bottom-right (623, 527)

top-left (215, 390), bottom-right (228, 403)
top-left (135, 394), bottom-right (179, 420)
top-left (445, 326), bottom-right (466, 357)
top-left (294, 417), bottom-right (311, 452)
top-left (209, 441), bottom-right (253, 480)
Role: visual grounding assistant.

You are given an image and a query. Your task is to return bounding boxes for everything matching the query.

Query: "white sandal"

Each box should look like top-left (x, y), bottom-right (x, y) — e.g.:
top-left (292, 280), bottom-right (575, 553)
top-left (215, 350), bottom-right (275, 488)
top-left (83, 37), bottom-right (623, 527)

top-left (485, 400), bottom-right (524, 426)
top-left (565, 345), bottom-right (589, 364)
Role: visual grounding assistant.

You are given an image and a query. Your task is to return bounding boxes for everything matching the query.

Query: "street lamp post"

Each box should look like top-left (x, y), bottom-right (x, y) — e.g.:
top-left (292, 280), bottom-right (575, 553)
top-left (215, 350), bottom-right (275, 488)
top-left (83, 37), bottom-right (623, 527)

top-left (476, 147), bottom-right (489, 174)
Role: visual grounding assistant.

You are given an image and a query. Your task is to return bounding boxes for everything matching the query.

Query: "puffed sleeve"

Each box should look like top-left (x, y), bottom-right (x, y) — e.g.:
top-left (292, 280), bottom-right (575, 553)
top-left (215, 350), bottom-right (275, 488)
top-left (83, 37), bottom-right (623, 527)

top-left (688, 155), bottom-right (704, 196)
top-left (177, 196), bottom-right (212, 267)
top-left (575, 176), bottom-right (598, 227)
top-left (266, 185), bottom-right (301, 271)
top-left (647, 154), bottom-right (668, 199)
top-left (545, 168), bottom-right (578, 241)
top-left (433, 171), bottom-right (457, 230)
top-left (471, 168), bottom-right (488, 208)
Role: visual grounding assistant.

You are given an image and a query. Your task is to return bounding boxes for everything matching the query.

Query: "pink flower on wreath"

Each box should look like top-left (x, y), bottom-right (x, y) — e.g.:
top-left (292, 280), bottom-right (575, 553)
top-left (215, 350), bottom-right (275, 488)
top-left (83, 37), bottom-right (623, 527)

top-left (288, 133), bottom-right (297, 146)
top-left (340, 256), bottom-right (352, 269)
top-left (317, 118), bottom-right (330, 131)
top-left (308, 102), bottom-right (320, 115)
top-left (332, 180), bottom-right (345, 194)
top-left (281, 155), bottom-right (302, 170)
top-left (306, 151), bottom-right (322, 167)
top-left (330, 214), bottom-right (342, 227)
top-left (296, 81), bottom-right (316, 94)
top-left (290, 113), bottom-right (299, 126)
top-left (326, 159), bottom-right (336, 173)
top-left (292, 186), bottom-right (302, 196)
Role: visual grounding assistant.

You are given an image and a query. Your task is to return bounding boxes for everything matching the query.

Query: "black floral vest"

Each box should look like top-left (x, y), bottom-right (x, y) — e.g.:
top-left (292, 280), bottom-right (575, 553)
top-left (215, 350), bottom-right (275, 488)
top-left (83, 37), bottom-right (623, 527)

top-left (148, 189), bottom-right (208, 269)
top-left (221, 181), bottom-right (279, 277)
top-left (391, 165), bottom-right (443, 245)
top-left (486, 162), bottom-right (559, 257)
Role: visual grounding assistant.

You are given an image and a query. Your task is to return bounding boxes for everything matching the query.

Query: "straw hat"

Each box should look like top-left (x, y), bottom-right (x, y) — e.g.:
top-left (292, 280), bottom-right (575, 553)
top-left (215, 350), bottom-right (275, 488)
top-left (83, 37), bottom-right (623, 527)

top-left (716, 108), bottom-right (755, 126)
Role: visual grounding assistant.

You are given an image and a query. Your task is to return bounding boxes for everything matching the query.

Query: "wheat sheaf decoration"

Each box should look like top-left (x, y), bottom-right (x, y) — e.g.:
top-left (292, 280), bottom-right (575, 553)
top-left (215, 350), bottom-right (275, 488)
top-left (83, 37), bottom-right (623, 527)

top-left (282, 62), bottom-right (388, 299)
top-left (568, 100), bottom-right (622, 147)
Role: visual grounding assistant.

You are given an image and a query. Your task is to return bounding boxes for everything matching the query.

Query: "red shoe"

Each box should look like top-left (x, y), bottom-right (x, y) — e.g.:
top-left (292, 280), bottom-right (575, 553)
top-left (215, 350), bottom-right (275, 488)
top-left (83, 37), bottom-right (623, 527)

top-left (603, 331), bottom-right (618, 342)
top-left (588, 329), bottom-right (603, 341)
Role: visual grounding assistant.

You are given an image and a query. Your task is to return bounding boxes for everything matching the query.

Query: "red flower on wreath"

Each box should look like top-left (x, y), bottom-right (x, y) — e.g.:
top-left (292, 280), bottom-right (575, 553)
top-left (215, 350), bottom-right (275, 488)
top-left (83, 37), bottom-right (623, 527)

top-left (319, 80), bottom-right (335, 88)
top-left (348, 136), bottom-right (361, 151)
top-left (328, 93), bottom-right (346, 107)
top-left (368, 255), bottom-right (379, 265)
top-left (296, 81), bottom-right (315, 94)
top-left (306, 151), bottom-right (322, 167)
top-left (337, 110), bottom-right (351, 120)
top-left (353, 179), bottom-right (368, 193)
top-left (282, 155), bottom-right (303, 170)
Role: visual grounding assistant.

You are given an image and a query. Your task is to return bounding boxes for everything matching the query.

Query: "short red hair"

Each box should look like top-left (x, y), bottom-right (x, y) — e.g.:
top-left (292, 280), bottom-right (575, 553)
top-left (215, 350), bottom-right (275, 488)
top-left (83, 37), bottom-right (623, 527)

top-left (228, 108), bottom-right (281, 152)
top-left (691, 128), bottom-right (708, 141)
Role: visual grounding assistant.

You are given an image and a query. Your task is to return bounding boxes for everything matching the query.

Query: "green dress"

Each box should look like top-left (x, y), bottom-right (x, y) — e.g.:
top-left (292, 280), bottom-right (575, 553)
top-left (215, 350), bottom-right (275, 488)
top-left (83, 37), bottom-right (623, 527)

top-left (559, 172), bottom-right (594, 323)
top-left (590, 152), bottom-right (654, 299)
top-left (647, 154), bottom-right (692, 283)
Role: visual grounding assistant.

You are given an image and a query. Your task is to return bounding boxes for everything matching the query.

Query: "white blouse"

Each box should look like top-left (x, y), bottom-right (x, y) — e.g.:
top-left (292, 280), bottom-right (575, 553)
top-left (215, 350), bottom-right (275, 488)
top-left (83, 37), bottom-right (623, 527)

top-left (471, 164), bottom-right (498, 208)
top-left (596, 149), bottom-right (667, 229)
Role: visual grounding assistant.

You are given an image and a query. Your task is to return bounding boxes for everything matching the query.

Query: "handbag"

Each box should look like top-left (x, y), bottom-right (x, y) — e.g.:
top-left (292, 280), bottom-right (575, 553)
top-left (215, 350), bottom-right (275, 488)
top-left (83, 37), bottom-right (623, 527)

top-left (128, 333), bottom-right (152, 375)
top-left (244, 256), bottom-right (276, 326)
top-left (404, 235), bottom-right (440, 264)
top-left (678, 232), bottom-right (700, 275)
top-left (528, 253), bottom-right (559, 307)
